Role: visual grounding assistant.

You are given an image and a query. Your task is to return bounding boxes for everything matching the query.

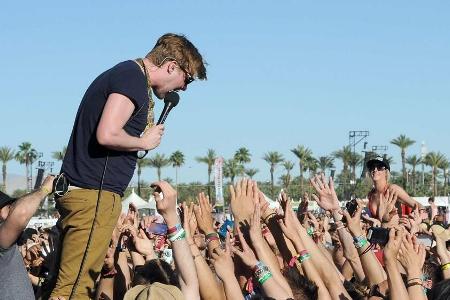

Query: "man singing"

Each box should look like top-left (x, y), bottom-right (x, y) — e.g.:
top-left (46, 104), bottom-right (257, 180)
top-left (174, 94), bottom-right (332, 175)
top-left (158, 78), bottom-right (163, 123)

top-left (51, 33), bottom-right (207, 299)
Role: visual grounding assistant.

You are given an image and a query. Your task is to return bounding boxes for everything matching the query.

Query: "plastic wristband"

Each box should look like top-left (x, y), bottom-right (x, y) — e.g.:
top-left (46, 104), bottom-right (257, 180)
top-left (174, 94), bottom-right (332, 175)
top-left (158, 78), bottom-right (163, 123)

top-left (353, 235), bottom-right (367, 249)
top-left (205, 232), bottom-right (219, 239)
top-left (307, 227), bottom-right (314, 236)
top-left (298, 253), bottom-right (311, 263)
top-left (168, 229), bottom-right (186, 242)
top-left (258, 272), bottom-right (273, 285)
top-left (206, 236), bottom-right (219, 244)
top-left (167, 224), bottom-right (182, 234)
top-left (288, 255), bottom-right (299, 267)
top-left (441, 263), bottom-right (450, 271)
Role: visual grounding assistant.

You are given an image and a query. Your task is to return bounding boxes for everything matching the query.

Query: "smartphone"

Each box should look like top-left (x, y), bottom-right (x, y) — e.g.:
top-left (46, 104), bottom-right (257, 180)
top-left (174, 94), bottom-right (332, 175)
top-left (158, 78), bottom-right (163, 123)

top-left (145, 223), bottom-right (168, 236)
top-left (218, 219), bottom-right (234, 238)
top-left (367, 227), bottom-right (389, 246)
top-left (346, 199), bottom-right (358, 217)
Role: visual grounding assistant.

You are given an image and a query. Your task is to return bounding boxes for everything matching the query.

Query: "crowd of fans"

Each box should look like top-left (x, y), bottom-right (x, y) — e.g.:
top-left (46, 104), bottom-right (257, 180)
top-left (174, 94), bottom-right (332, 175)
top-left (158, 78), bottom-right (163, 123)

top-left (2, 174), bottom-right (450, 300)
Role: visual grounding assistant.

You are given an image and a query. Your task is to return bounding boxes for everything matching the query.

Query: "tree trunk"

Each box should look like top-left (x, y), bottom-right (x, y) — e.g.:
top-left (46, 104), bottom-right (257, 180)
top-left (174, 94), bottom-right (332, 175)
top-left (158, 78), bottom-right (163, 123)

top-left (270, 165), bottom-right (275, 199)
top-left (157, 168), bottom-right (161, 181)
top-left (175, 167), bottom-right (179, 194)
top-left (2, 163), bottom-right (6, 192)
top-left (401, 149), bottom-right (406, 188)
top-left (137, 166), bottom-right (142, 197)
top-left (299, 163), bottom-right (303, 193)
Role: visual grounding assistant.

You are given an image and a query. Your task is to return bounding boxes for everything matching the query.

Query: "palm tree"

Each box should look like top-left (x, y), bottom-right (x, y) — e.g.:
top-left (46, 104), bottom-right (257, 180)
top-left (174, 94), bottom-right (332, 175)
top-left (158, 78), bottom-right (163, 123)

top-left (333, 146), bottom-right (353, 174)
top-left (195, 149), bottom-right (216, 199)
top-left (439, 157), bottom-right (449, 196)
top-left (234, 147), bottom-right (251, 176)
top-left (0, 147), bottom-right (15, 192)
top-left (318, 156), bottom-right (335, 175)
top-left (169, 151), bottom-right (185, 192)
top-left (263, 151), bottom-right (284, 198)
top-left (136, 158), bottom-right (150, 197)
top-left (223, 158), bottom-right (244, 185)
top-left (291, 145), bottom-right (313, 193)
top-left (244, 168), bottom-right (259, 179)
top-left (305, 156), bottom-right (319, 178)
top-left (348, 152), bottom-right (363, 181)
top-left (148, 153), bottom-right (170, 181)
top-left (282, 161), bottom-right (294, 191)
top-left (15, 142), bottom-right (38, 191)
top-left (391, 134), bottom-right (415, 188)
top-left (406, 155), bottom-right (422, 193)
top-left (424, 151), bottom-right (445, 196)
top-left (52, 146), bottom-right (67, 162)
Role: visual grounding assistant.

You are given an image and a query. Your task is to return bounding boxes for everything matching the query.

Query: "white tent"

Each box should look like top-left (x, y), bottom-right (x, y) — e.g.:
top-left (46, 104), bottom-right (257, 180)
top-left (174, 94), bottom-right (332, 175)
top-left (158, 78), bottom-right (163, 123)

top-left (413, 196), bottom-right (449, 207)
top-left (122, 188), bottom-right (152, 213)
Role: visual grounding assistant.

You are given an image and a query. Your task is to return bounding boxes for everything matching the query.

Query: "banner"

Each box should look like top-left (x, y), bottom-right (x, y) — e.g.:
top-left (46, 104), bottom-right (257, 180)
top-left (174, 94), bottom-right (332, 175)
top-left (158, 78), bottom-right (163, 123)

top-left (214, 157), bottom-right (224, 206)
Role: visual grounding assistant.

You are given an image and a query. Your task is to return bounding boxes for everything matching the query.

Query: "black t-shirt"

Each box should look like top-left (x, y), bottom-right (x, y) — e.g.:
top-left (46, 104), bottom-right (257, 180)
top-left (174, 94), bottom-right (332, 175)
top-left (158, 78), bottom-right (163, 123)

top-left (62, 60), bottom-right (149, 196)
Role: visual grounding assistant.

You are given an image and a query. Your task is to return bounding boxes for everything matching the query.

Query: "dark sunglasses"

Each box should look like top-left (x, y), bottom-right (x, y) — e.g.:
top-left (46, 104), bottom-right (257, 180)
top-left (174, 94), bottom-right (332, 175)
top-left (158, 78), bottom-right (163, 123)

top-left (369, 165), bottom-right (386, 172)
top-left (178, 64), bottom-right (194, 85)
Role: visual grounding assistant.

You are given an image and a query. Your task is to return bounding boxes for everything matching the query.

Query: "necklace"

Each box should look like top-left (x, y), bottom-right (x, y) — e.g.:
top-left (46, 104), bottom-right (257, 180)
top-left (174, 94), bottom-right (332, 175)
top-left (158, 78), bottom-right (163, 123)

top-left (136, 58), bottom-right (155, 131)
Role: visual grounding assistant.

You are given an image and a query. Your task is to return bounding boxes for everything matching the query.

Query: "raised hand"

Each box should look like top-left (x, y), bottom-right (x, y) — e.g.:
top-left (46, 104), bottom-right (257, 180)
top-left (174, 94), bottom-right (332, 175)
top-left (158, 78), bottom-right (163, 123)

top-left (378, 188), bottom-right (398, 222)
top-left (278, 199), bottom-right (302, 241)
top-left (211, 232), bottom-right (235, 279)
top-left (310, 174), bottom-right (340, 211)
top-left (193, 192), bottom-right (215, 234)
top-left (232, 226), bottom-right (258, 268)
top-left (384, 227), bottom-right (405, 263)
top-left (397, 233), bottom-right (425, 275)
top-left (230, 179), bottom-right (259, 223)
top-left (151, 181), bottom-right (178, 226)
top-left (182, 202), bottom-right (197, 243)
top-left (249, 202), bottom-right (264, 247)
top-left (341, 199), bottom-right (365, 237)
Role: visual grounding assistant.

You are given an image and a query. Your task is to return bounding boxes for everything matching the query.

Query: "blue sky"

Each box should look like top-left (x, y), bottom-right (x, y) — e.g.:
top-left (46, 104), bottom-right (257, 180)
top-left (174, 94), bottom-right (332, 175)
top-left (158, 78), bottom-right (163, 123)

top-left (1, 1), bottom-right (449, 187)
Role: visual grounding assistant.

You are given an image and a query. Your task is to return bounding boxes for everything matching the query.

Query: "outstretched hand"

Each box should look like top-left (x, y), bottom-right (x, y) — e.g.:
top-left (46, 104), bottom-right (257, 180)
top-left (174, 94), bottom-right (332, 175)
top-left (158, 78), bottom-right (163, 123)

top-left (151, 181), bottom-right (178, 226)
top-left (310, 174), bottom-right (340, 211)
top-left (193, 192), bottom-right (215, 234)
top-left (230, 179), bottom-right (259, 223)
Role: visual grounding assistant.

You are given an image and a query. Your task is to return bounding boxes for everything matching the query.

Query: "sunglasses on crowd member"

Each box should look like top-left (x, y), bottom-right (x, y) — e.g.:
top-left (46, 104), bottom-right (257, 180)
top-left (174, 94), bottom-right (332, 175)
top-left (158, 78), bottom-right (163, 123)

top-left (369, 165), bottom-right (386, 172)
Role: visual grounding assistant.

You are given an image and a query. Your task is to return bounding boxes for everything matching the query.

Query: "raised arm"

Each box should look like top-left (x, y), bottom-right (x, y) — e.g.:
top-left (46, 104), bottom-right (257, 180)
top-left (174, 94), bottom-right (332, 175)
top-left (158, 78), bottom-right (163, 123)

top-left (152, 181), bottom-right (200, 300)
top-left (0, 175), bottom-right (53, 249)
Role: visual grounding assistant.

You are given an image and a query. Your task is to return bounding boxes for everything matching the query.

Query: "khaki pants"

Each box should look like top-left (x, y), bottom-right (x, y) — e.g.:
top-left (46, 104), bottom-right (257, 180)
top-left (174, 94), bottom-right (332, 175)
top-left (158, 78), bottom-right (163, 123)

top-left (50, 189), bottom-right (121, 299)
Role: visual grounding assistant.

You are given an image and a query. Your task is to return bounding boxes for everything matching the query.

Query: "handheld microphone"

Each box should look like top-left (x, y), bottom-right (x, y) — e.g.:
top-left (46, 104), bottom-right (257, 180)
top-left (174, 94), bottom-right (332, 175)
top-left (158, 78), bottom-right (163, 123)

top-left (156, 91), bottom-right (180, 125)
top-left (138, 91), bottom-right (180, 159)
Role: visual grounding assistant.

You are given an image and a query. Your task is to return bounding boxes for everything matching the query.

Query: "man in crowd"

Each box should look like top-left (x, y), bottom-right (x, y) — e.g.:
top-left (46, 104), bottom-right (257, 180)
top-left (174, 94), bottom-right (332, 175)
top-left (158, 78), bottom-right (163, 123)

top-left (0, 175), bottom-right (54, 300)
top-left (51, 33), bottom-right (207, 299)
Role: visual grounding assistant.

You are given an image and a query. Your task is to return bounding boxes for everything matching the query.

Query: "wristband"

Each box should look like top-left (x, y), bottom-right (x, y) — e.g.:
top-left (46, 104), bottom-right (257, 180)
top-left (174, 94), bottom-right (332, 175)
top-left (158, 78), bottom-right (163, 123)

top-left (167, 224), bottom-right (182, 234)
top-left (288, 255), bottom-right (299, 267)
top-left (353, 235), bottom-right (368, 249)
top-left (206, 236), bottom-right (219, 244)
top-left (258, 271), bottom-right (273, 285)
top-left (263, 213), bottom-right (276, 223)
top-left (298, 253), bottom-right (311, 263)
top-left (307, 227), bottom-right (314, 236)
top-left (168, 229), bottom-right (186, 242)
top-left (441, 262), bottom-right (450, 271)
top-left (205, 232), bottom-right (219, 239)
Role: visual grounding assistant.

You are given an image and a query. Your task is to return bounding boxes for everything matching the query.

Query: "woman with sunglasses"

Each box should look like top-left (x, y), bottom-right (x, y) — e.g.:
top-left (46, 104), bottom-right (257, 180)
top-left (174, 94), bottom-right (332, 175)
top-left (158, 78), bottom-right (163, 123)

top-left (366, 156), bottom-right (422, 224)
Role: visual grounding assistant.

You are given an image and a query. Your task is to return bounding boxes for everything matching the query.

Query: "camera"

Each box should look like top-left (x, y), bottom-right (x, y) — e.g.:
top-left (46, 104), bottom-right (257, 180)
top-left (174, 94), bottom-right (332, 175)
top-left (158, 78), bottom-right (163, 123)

top-left (367, 227), bottom-right (390, 246)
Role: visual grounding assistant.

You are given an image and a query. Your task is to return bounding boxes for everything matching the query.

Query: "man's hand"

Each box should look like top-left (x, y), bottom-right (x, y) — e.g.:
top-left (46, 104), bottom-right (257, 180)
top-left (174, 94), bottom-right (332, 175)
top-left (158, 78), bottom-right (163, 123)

top-left (140, 124), bottom-right (164, 150)
top-left (384, 227), bottom-right (405, 263)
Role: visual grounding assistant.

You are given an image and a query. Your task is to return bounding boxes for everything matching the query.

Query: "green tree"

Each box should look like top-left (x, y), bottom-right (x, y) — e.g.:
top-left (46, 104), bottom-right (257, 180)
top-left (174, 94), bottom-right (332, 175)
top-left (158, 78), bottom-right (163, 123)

top-left (282, 160), bottom-right (294, 191)
top-left (439, 157), bottom-right (449, 196)
top-left (244, 168), bottom-right (258, 179)
top-left (305, 156), bottom-right (319, 178)
top-left (234, 147), bottom-right (251, 164)
top-left (169, 150), bottom-right (185, 192)
top-left (348, 152), bottom-right (363, 181)
top-left (52, 146), bottom-right (67, 162)
top-left (136, 158), bottom-right (150, 197)
top-left (0, 147), bottom-right (15, 192)
top-left (406, 155), bottom-right (421, 194)
top-left (333, 146), bottom-right (353, 174)
top-left (391, 134), bottom-right (415, 188)
top-left (195, 149), bottom-right (216, 200)
top-left (148, 153), bottom-right (170, 181)
top-left (223, 158), bottom-right (244, 185)
top-left (15, 142), bottom-right (38, 191)
top-left (291, 145), bottom-right (313, 193)
top-left (424, 151), bottom-right (445, 196)
top-left (318, 156), bottom-right (335, 175)
top-left (263, 151), bottom-right (284, 198)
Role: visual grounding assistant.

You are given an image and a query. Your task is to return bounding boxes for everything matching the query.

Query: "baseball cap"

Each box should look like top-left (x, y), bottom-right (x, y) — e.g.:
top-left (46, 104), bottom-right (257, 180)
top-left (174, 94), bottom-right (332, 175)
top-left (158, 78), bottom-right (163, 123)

top-left (0, 191), bottom-right (16, 209)
top-left (124, 283), bottom-right (184, 300)
top-left (366, 156), bottom-right (390, 172)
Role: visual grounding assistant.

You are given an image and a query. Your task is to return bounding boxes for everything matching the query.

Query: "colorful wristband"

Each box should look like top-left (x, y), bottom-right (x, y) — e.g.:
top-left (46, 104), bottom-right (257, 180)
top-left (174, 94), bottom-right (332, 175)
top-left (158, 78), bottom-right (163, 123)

top-left (441, 263), bottom-right (450, 271)
top-left (167, 224), bottom-right (182, 234)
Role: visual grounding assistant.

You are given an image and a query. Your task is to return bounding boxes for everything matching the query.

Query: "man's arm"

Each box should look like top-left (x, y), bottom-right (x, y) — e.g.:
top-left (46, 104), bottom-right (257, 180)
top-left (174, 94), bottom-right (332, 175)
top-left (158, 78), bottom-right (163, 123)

top-left (96, 93), bottom-right (164, 151)
top-left (0, 176), bottom-right (54, 249)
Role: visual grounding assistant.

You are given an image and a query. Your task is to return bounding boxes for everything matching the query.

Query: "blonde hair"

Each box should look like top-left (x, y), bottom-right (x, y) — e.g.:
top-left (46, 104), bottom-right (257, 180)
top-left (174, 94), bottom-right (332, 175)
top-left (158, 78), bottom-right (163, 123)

top-left (146, 33), bottom-right (207, 80)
